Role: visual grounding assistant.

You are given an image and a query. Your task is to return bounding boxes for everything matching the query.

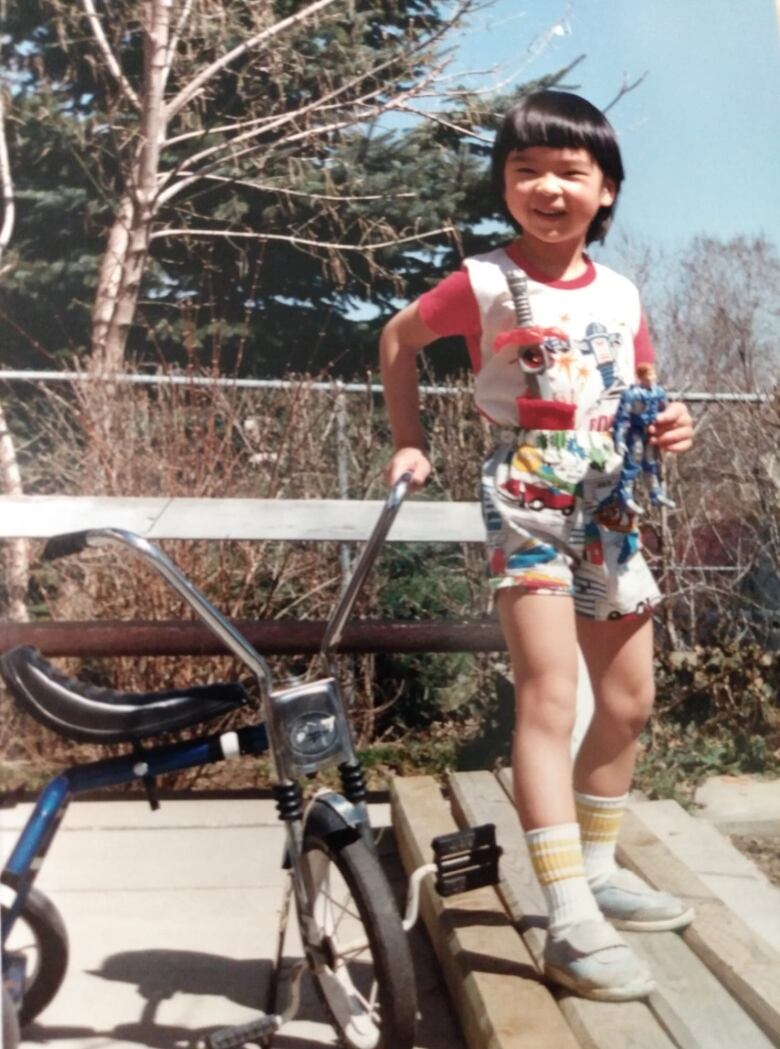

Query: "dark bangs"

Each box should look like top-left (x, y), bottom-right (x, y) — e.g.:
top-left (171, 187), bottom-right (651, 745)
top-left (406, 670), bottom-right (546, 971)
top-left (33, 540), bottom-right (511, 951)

top-left (491, 90), bottom-right (625, 243)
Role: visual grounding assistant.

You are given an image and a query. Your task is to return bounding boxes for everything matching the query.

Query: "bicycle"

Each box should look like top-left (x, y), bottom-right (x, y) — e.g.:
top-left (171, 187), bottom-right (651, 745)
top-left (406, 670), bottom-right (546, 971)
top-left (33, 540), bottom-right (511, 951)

top-left (1, 475), bottom-right (501, 1049)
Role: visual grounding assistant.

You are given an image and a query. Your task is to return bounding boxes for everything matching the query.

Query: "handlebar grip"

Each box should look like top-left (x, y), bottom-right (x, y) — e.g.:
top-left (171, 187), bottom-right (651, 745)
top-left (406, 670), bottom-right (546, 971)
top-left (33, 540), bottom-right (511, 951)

top-left (42, 531), bottom-right (91, 562)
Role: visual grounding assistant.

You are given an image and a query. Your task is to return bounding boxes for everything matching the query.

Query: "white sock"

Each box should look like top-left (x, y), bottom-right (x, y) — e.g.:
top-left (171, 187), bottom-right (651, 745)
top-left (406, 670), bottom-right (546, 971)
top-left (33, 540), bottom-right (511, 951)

top-left (575, 790), bottom-right (628, 888)
top-left (525, 822), bottom-right (602, 935)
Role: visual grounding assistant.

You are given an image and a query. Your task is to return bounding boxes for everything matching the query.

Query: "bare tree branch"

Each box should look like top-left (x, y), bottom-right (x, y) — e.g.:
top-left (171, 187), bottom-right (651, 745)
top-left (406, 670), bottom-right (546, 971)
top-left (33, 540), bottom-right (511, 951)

top-left (603, 71), bottom-right (649, 114)
top-left (0, 91), bottom-right (14, 271)
top-left (166, 0), bottom-right (342, 121)
top-left (172, 172), bottom-right (415, 202)
top-left (80, 0), bottom-right (142, 110)
top-left (162, 0), bottom-right (195, 93)
top-left (150, 224), bottom-right (457, 253)
top-left (158, 21), bottom-right (456, 203)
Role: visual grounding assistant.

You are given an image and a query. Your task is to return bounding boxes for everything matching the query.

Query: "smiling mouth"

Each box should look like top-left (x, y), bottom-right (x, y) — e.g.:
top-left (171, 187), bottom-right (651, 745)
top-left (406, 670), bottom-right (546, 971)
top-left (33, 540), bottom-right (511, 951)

top-left (534, 208), bottom-right (566, 218)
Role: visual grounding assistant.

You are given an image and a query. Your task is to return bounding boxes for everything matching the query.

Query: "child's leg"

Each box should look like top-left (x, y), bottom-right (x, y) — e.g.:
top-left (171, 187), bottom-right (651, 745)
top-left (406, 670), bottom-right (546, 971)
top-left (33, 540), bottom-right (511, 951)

top-left (496, 590), bottom-right (579, 830)
top-left (498, 589), bottom-right (600, 925)
top-left (573, 612), bottom-right (694, 930)
top-left (574, 612), bottom-right (654, 800)
top-left (497, 588), bottom-right (656, 1000)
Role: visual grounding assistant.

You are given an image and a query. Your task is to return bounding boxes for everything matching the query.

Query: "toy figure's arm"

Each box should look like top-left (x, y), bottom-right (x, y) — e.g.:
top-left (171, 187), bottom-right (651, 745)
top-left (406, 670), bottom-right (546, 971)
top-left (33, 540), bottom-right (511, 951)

top-left (612, 392), bottom-right (632, 454)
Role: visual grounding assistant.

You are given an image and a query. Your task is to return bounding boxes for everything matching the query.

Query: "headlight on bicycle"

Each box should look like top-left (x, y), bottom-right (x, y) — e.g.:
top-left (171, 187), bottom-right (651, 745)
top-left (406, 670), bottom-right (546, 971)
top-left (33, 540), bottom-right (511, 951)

top-left (269, 678), bottom-right (355, 779)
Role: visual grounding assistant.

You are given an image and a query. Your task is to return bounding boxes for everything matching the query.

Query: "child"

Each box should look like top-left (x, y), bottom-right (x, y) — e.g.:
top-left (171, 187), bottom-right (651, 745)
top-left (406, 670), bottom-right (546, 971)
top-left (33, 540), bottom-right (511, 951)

top-left (380, 90), bottom-right (694, 1002)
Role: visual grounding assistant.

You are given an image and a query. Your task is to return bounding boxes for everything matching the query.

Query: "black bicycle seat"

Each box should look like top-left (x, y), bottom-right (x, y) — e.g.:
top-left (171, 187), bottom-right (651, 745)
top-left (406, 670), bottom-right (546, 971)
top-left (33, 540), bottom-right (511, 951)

top-left (0, 646), bottom-right (249, 744)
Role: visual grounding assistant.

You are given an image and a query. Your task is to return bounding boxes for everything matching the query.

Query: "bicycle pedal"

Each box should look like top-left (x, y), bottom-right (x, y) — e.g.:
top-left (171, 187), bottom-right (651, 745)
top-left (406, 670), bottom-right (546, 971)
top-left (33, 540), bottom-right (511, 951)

top-left (431, 823), bottom-right (502, 897)
top-left (206, 1014), bottom-right (279, 1049)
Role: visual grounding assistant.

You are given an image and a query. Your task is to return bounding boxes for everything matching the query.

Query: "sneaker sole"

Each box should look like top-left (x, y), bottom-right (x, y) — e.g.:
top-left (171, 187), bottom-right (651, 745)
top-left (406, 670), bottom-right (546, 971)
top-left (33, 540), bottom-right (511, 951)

top-left (544, 962), bottom-right (656, 1002)
top-left (608, 907), bottom-right (696, 932)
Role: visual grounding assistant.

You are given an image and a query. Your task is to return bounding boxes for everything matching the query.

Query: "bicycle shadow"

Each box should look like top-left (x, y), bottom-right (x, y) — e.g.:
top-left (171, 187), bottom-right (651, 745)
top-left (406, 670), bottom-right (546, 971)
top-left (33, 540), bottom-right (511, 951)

top-left (90, 947), bottom-right (273, 1011)
top-left (20, 948), bottom-right (354, 1048)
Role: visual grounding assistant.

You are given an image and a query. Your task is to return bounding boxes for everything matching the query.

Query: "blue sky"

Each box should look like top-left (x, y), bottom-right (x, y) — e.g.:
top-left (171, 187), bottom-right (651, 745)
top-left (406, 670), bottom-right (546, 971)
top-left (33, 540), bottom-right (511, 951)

top-left (450, 0), bottom-right (780, 252)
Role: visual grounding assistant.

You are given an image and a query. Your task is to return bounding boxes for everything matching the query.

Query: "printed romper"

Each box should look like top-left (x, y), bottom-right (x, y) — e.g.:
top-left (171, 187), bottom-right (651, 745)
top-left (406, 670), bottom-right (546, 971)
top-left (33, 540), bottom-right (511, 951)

top-left (464, 248), bottom-right (662, 621)
top-left (481, 430), bottom-right (660, 620)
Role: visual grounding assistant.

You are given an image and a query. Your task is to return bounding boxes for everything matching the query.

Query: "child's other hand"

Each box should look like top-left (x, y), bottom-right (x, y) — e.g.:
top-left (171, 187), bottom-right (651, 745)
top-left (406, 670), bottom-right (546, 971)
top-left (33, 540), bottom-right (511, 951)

top-left (648, 401), bottom-right (693, 453)
top-left (385, 447), bottom-right (431, 490)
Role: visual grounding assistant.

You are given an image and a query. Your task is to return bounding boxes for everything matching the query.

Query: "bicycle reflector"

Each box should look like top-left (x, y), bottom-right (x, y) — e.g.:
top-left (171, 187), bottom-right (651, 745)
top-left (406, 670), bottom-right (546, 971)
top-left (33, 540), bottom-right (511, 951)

top-left (269, 678), bottom-right (355, 779)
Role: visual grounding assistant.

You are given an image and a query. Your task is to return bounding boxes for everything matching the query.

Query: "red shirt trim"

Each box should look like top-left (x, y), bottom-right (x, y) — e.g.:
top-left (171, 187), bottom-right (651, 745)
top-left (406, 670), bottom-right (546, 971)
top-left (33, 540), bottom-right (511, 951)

top-left (417, 244), bottom-right (653, 371)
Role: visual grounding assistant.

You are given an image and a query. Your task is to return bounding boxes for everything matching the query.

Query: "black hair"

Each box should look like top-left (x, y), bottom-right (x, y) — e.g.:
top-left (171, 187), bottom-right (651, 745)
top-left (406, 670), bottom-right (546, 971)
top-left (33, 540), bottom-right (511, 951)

top-left (490, 90), bottom-right (625, 244)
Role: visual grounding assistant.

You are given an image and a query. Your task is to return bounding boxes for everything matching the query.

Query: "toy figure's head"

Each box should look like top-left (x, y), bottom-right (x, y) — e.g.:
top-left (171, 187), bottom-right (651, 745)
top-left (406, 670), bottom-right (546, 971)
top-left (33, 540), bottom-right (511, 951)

top-left (636, 362), bottom-right (657, 388)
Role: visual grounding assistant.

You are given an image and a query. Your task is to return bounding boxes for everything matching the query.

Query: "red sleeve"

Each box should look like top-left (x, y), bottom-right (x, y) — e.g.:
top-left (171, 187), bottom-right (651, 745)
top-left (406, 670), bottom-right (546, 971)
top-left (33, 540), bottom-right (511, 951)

top-left (418, 270), bottom-right (482, 339)
top-left (634, 309), bottom-right (655, 366)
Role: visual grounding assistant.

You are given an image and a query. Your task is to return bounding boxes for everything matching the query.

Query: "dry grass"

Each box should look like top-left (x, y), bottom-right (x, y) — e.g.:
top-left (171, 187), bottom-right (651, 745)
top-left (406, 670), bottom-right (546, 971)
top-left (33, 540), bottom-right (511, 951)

top-left (1, 371), bottom-right (778, 785)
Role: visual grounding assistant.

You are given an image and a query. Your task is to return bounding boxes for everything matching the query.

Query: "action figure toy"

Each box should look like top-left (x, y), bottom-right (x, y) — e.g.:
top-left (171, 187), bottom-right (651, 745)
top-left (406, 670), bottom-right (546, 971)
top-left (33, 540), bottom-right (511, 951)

top-left (611, 362), bottom-right (676, 515)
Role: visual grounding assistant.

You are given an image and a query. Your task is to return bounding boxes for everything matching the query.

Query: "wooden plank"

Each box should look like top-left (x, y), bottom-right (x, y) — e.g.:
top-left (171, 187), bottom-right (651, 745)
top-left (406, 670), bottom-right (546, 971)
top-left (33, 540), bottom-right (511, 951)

top-left (0, 495), bottom-right (485, 542)
top-left (618, 806), bottom-right (780, 1045)
top-left (629, 799), bottom-right (780, 954)
top-left (495, 771), bottom-right (777, 1049)
top-left (0, 617), bottom-right (507, 657)
top-left (390, 775), bottom-right (581, 1049)
top-left (625, 930), bottom-right (775, 1049)
top-left (451, 770), bottom-right (676, 1049)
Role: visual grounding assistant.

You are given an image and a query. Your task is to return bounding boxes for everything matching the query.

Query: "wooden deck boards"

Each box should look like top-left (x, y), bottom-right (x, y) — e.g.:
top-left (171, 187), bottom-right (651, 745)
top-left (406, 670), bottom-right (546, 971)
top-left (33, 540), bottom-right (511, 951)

top-left (390, 776), bottom-right (581, 1049)
top-left (391, 770), bottom-right (780, 1049)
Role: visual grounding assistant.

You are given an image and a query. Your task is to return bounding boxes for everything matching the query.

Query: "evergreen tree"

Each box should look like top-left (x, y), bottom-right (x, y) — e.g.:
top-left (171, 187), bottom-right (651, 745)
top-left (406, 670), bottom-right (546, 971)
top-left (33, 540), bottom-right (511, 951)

top-left (0, 2), bottom-right (577, 377)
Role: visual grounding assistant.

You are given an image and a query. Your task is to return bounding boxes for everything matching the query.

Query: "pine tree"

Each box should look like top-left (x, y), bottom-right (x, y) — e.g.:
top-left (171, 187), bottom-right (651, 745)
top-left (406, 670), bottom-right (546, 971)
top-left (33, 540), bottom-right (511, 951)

top-left (0, 2), bottom-right (576, 376)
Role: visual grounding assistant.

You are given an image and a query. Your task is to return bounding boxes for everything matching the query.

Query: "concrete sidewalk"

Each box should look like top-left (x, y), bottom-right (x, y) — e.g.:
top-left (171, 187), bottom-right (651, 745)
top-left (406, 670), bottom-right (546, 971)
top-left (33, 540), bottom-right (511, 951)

top-left (1, 797), bottom-right (466, 1049)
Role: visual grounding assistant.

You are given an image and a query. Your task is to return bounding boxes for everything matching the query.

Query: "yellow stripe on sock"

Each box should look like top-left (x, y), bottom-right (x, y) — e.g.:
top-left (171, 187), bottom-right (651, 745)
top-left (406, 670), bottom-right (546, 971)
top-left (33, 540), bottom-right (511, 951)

top-left (528, 843), bottom-right (586, 884)
top-left (576, 800), bottom-right (624, 845)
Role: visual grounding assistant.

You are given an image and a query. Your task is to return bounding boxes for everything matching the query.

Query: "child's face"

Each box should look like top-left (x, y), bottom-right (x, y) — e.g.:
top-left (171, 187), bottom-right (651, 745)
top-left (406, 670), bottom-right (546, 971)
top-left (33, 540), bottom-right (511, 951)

top-left (503, 146), bottom-right (615, 251)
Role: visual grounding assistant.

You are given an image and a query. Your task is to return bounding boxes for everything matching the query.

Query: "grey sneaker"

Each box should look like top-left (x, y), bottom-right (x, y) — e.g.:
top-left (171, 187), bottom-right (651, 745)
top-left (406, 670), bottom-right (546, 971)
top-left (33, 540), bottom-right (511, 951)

top-left (544, 919), bottom-right (656, 1001)
top-left (592, 868), bottom-right (695, 931)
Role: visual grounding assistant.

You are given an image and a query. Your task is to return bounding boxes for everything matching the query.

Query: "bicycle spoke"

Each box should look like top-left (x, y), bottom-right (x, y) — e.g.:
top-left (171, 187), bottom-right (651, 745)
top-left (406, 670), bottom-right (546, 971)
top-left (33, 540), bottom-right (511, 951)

top-left (351, 980), bottom-right (380, 1017)
top-left (332, 934), bottom-right (371, 958)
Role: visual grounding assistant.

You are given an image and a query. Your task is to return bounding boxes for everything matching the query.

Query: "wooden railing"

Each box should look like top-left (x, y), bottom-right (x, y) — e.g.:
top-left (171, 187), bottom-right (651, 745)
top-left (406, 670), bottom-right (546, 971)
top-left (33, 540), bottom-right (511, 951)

top-left (0, 494), bottom-right (495, 656)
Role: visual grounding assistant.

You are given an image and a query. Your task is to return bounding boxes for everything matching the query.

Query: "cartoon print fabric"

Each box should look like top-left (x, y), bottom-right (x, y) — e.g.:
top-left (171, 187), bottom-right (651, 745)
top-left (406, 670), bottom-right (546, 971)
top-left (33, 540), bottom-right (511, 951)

top-left (464, 250), bottom-right (664, 620)
top-left (465, 248), bottom-right (642, 431)
top-left (481, 433), bottom-right (661, 621)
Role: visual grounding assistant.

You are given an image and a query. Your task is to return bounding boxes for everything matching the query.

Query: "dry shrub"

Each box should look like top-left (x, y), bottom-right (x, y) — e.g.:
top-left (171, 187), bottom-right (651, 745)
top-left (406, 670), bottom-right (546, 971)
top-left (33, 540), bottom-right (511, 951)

top-left (0, 370), bottom-right (494, 780)
top-left (1, 370), bottom-right (778, 788)
top-left (656, 388), bottom-right (780, 648)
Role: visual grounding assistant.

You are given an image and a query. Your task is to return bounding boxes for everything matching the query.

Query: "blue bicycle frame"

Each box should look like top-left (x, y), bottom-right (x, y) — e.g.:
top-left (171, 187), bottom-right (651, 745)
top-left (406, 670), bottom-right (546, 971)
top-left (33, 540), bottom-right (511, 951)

top-left (1, 720), bottom-right (269, 938)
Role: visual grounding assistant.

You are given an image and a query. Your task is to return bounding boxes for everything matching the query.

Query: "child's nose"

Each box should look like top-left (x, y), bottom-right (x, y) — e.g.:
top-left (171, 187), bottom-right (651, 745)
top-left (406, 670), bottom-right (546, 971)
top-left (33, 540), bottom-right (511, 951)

top-left (537, 172), bottom-right (562, 194)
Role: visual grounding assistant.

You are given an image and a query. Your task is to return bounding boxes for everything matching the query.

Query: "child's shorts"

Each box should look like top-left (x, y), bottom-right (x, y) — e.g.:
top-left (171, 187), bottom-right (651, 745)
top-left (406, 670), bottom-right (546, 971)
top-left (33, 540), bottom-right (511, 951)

top-left (481, 432), bottom-right (661, 621)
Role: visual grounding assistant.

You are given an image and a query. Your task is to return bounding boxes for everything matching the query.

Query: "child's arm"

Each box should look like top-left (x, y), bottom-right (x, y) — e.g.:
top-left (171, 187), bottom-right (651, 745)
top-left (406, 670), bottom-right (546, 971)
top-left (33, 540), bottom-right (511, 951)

top-left (380, 300), bottom-right (439, 488)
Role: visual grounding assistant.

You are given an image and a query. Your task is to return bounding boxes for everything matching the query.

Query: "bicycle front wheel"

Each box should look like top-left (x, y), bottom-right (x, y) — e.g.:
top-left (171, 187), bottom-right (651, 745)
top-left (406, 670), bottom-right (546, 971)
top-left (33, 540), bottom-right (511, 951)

top-left (300, 833), bottom-right (416, 1049)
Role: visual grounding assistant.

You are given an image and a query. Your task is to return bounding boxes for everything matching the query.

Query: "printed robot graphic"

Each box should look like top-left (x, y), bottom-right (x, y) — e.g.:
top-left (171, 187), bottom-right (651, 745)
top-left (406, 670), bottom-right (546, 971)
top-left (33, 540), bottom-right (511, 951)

top-left (579, 321), bottom-right (622, 390)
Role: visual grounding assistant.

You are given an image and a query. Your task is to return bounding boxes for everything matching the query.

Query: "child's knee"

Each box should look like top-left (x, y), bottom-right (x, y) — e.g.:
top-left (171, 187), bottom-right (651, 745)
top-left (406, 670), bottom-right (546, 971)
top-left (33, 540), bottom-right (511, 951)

top-left (615, 681), bottom-right (655, 738)
top-left (514, 674), bottom-right (578, 736)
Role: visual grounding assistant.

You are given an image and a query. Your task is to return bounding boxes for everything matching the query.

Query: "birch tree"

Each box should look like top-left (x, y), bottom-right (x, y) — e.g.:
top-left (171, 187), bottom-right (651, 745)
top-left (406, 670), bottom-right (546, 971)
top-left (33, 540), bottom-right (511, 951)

top-left (0, 89), bottom-right (30, 622)
top-left (30, 0), bottom-right (483, 372)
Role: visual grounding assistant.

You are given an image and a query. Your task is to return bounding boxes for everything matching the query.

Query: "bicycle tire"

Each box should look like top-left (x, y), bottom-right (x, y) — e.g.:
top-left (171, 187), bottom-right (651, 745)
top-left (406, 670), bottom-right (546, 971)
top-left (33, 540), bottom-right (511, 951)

top-left (2, 985), bottom-right (20, 1049)
top-left (2, 887), bottom-right (69, 1026)
top-left (299, 832), bottom-right (417, 1049)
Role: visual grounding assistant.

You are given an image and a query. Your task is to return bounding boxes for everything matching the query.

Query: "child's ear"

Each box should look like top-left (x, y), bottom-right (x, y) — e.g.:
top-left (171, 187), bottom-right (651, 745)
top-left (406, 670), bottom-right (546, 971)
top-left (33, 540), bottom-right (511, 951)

top-left (600, 179), bottom-right (617, 207)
